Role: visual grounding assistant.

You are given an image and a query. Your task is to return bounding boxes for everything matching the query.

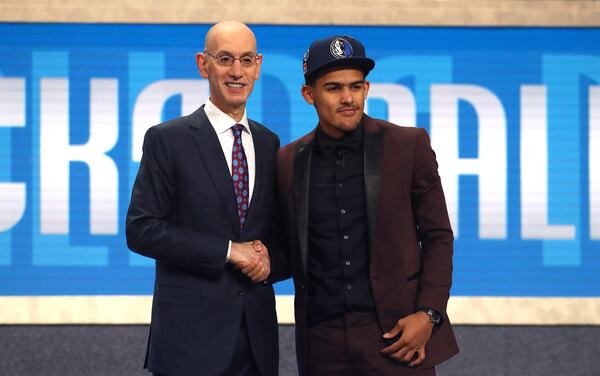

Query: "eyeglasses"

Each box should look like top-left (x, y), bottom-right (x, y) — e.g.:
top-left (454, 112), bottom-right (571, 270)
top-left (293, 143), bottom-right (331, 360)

top-left (204, 52), bottom-right (260, 67)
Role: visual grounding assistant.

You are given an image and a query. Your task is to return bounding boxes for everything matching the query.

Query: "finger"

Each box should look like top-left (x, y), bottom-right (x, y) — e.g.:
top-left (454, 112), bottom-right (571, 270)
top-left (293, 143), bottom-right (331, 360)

top-left (261, 265), bottom-right (271, 279)
top-left (241, 264), bottom-right (257, 275)
top-left (240, 261), bottom-right (258, 275)
top-left (251, 266), bottom-right (268, 282)
top-left (247, 262), bottom-right (264, 278)
top-left (400, 348), bottom-right (418, 363)
top-left (387, 344), bottom-right (414, 363)
top-left (252, 271), bottom-right (267, 283)
top-left (409, 347), bottom-right (426, 367)
top-left (381, 338), bottom-right (407, 355)
top-left (261, 256), bottom-right (270, 269)
top-left (255, 245), bottom-right (267, 255)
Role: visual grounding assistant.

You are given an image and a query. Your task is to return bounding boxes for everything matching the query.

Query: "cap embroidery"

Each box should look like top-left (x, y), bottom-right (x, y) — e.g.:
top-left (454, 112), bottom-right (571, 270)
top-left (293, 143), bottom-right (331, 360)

top-left (329, 37), bottom-right (353, 59)
top-left (302, 48), bottom-right (310, 74)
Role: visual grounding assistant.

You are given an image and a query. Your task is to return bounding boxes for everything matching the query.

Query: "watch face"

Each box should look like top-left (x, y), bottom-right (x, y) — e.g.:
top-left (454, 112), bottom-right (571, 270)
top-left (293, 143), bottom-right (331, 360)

top-left (428, 309), bottom-right (442, 324)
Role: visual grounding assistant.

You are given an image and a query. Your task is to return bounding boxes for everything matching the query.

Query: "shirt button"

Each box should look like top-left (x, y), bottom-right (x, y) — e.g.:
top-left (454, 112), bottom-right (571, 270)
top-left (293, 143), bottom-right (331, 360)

top-left (340, 209), bottom-right (346, 214)
top-left (345, 261), bottom-right (351, 266)
top-left (338, 183), bottom-right (343, 189)
top-left (343, 235), bottom-right (349, 240)
top-left (346, 284), bottom-right (352, 291)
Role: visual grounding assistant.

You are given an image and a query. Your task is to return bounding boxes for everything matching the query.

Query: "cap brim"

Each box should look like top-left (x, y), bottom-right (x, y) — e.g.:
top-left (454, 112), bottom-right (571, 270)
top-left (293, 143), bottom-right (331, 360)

top-left (305, 57), bottom-right (375, 82)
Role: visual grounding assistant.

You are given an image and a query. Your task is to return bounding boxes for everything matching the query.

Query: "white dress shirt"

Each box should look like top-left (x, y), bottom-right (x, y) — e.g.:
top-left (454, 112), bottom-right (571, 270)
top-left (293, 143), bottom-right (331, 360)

top-left (203, 98), bottom-right (256, 261)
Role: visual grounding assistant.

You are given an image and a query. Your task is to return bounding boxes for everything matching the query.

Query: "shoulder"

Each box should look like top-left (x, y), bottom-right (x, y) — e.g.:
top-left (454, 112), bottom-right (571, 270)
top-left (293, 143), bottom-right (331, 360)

top-left (278, 130), bottom-right (314, 158)
top-left (145, 108), bottom-right (206, 141)
top-left (249, 119), bottom-right (278, 139)
top-left (364, 115), bottom-right (429, 145)
top-left (366, 115), bottom-right (424, 136)
top-left (249, 118), bottom-right (280, 146)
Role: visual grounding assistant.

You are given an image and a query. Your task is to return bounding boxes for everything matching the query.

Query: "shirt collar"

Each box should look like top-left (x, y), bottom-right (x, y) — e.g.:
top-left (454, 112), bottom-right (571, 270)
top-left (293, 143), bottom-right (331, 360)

top-left (315, 119), bottom-right (364, 154)
top-left (204, 97), bottom-right (250, 135)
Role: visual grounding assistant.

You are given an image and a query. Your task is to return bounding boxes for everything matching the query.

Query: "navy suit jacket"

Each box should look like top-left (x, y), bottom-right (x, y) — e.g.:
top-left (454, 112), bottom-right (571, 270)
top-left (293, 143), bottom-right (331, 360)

top-left (126, 106), bottom-right (280, 376)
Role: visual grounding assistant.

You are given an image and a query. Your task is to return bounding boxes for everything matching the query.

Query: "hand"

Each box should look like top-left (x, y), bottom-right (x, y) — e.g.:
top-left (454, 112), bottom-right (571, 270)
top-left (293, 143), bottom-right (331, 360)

top-left (229, 241), bottom-right (270, 283)
top-left (381, 311), bottom-right (434, 366)
top-left (242, 240), bottom-right (270, 282)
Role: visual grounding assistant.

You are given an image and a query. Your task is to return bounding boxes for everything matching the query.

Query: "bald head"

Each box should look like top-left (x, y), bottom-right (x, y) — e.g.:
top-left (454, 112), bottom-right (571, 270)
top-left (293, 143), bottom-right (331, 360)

top-left (205, 20), bottom-right (257, 53)
top-left (196, 20), bottom-right (262, 121)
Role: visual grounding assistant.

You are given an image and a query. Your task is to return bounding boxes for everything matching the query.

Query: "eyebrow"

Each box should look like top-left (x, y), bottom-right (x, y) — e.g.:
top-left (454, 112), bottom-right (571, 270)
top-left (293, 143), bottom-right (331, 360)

top-left (322, 80), bottom-right (365, 87)
top-left (214, 50), bottom-right (256, 56)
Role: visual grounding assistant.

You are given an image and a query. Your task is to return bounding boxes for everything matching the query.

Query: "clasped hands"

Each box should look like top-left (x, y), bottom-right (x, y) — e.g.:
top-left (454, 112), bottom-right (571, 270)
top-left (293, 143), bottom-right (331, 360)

top-left (229, 240), bottom-right (270, 283)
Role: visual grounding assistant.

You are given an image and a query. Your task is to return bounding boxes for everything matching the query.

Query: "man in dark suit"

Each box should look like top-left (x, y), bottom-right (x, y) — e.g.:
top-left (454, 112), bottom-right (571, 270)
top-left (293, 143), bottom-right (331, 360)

top-left (126, 21), bottom-right (279, 376)
top-left (273, 35), bottom-right (459, 375)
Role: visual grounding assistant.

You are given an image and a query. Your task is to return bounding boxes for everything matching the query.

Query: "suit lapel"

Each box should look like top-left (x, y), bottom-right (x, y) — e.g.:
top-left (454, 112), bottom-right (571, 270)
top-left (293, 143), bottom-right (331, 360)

top-left (293, 133), bottom-right (315, 272)
top-left (363, 116), bottom-right (384, 252)
top-left (189, 106), bottom-right (240, 234)
top-left (244, 121), bottom-right (267, 231)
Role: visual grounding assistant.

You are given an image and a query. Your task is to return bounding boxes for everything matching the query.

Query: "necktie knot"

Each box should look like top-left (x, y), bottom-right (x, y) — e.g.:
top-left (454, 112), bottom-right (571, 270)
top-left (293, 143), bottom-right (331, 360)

top-left (231, 124), bottom-right (244, 137)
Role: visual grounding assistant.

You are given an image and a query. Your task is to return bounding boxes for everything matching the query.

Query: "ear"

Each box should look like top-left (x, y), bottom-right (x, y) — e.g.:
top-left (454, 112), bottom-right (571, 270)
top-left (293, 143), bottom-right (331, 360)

top-left (253, 54), bottom-right (263, 81)
top-left (363, 80), bottom-right (370, 99)
top-left (301, 85), bottom-right (314, 105)
top-left (196, 52), bottom-right (209, 79)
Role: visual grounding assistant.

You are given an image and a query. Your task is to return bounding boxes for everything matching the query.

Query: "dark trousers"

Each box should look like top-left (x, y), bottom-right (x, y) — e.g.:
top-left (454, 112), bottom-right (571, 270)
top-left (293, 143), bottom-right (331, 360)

top-left (307, 311), bottom-right (436, 376)
top-left (153, 316), bottom-right (260, 376)
top-left (222, 316), bottom-right (261, 376)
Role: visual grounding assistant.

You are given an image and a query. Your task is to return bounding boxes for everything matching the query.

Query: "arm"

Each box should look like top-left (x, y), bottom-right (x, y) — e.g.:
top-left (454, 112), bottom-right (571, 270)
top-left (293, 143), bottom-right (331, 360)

top-left (411, 128), bottom-right (454, 314)
top-left (382, 128), bottom-right (454, 366)
top-left (263, 188), bottom-right (291, 283)
top-left (126, 126), bottom-right (230, 275)
top-left (264, 147), bottom-right (292, 284)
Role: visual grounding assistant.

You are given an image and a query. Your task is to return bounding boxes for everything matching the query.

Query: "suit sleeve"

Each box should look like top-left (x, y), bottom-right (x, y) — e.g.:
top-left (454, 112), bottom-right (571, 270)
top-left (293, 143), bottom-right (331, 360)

top-left (125, 126), bottom-right (229, 275)
top-left (411, 128), bottom-right (454, 316)
top-left (265, 136), bottom-right (292, 283)
top-left (266, 182), bottom-right (291, 283)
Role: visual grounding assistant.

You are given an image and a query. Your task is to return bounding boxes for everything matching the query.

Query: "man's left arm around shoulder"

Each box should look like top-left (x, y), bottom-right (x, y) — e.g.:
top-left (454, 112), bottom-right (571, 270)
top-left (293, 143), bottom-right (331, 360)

top-left (382, 128), bottom-right (454, 366)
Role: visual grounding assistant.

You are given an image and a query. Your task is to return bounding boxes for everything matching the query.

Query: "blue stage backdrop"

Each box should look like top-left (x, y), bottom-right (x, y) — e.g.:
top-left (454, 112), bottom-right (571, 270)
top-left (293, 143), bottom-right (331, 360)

top-left (0, 23), bottom-right (599, 297)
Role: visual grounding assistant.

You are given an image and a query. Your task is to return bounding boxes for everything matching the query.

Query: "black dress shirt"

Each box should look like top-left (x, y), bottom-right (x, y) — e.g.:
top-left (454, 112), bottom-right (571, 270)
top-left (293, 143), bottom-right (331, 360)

top-left (306, 122), bottom-right (375, 325)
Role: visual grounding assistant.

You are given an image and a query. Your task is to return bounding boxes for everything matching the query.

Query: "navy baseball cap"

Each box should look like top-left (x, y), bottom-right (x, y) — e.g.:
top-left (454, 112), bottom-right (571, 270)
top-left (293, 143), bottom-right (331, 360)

top-left (302, 35), bottom-right (375, 83)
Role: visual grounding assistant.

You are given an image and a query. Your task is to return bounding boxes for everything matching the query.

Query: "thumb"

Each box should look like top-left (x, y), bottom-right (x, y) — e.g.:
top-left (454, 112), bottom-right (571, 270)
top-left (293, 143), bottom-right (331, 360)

top-left (383, 318), bottom-right (405, 339)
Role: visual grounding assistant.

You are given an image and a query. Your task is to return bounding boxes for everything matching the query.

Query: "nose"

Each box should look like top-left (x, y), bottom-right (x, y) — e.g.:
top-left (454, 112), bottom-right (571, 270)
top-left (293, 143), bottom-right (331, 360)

top-left (340, 87), bottom-right (353, 104)
top-left (228, 59), bottom-right (243, 78)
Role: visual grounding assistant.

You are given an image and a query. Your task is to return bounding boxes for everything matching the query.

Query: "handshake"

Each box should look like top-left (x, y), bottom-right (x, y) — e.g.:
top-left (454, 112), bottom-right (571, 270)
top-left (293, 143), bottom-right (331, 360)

top-left (229, 240), bottom-right (271, 283)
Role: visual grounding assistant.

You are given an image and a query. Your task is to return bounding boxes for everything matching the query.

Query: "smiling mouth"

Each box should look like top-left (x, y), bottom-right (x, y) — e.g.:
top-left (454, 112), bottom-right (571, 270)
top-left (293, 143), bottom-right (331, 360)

top-left (226, 82), bottom-right (245, 88)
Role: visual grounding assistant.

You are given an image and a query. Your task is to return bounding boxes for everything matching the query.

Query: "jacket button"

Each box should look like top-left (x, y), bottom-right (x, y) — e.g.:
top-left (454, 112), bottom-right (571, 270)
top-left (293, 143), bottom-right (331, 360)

top-left (238, 290), bottom-right (245, 296)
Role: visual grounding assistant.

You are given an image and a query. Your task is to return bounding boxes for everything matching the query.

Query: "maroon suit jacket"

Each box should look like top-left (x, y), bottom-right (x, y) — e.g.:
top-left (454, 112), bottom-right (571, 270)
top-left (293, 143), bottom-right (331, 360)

top-left (272, 115), bottom-right (459, 375)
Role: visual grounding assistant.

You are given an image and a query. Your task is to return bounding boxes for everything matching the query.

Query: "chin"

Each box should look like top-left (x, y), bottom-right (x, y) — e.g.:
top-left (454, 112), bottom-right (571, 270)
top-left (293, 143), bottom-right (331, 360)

top-left (225, 95), bottom-right (249, 107)
top-left (341, 122), bottom-right (359, 131)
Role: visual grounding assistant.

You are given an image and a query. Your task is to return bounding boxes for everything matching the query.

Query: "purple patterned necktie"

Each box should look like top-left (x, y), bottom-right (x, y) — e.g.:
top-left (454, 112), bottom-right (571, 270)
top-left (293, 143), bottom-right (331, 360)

top-left (231, 124), bottom-right (249, 230)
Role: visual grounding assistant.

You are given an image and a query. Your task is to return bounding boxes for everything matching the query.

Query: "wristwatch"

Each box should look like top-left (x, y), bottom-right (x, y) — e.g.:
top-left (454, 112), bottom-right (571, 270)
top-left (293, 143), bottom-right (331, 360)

top-left (420, 308), bottom-right (442, 326)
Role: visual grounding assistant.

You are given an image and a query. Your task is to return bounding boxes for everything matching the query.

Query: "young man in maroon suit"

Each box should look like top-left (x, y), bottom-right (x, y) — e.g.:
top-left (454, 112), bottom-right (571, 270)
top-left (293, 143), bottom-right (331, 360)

top-left (272, 35), bottom-right (459, 375)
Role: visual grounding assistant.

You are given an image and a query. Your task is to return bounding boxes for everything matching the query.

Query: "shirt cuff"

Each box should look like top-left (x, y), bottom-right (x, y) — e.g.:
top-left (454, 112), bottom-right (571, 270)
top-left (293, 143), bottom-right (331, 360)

top-left (226, 241), bottom-right (232, 262)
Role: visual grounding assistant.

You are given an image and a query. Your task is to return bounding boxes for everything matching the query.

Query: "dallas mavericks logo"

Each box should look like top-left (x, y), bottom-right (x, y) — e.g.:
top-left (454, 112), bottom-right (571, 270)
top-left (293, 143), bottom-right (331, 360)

top-left (330, 37), bottom-right (353, 59)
